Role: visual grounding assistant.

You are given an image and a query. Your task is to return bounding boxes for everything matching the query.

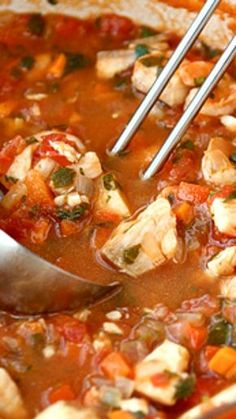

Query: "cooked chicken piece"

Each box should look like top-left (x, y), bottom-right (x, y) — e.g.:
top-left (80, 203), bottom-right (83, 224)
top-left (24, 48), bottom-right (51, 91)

top-left (178, 61), bottom-right (213, 87)
top-left (33, 130), bottom-right (86, 153)
top-left (211, 197), bottom-right (236, 236)
top-left (96, 50), bottom-right (136, 79)
top-left (34, 158), bottom-right (57, 180)
top-left (102, 197), bottom-right (177, 277)
top-left (49, 141), bottom-right (81, 164)
top-left (35, 402), bottom-right (99, 419)
top-left (184, 76), bottom-right (236, 116)
top-left (77, 152), bottom-right (102, 179)
top-left (221, 276), bottom-right (236, 301)
top-left (132, 55), bottom-right (189, 107)
top-left (221, 115), bottom-right (236, 133)
top-left (179, 384), bottom-right (236, 419)
top-left (95, 173), bottom-right (130, 221)
top-left (206, 246), bottom-right (236, 278)
top-left (135, 340), bottom-right (190, 405)
top-left (5, 143), bottom-right (37, 183)
top-left (0, 368), bottom-right (28, 419)
top-left (202, 137), bottom-right (236, 186)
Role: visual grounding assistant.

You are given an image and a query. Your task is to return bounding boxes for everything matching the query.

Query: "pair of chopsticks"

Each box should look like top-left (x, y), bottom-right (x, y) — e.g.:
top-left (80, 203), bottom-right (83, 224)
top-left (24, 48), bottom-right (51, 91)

top-left (110, 0), bottom-right (236, 180)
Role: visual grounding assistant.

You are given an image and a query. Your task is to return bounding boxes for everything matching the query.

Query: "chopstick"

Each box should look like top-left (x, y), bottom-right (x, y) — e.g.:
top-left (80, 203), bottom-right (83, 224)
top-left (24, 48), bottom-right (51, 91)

top-left (142, 35), bottom-right (236, 180)
top-left (110, 0), bottom-right (221, 156)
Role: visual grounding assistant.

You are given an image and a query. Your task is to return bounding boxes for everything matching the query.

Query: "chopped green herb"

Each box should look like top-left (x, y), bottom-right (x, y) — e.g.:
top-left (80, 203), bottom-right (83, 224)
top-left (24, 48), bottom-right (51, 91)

top-left (64, 53), bottom-right (89, 75)
top-left (56, 204), bottom-right (88, 220)
top-left (51, 167), bottom-right (76, 188)
top-left (25, 136), bottom-right (39, 145)
top-left (103, 173), bottom-right (118, 191)
top-left (140, 26), bottom-right (157, 38)
top-left (5, 175), bottom-right (17, 184)
top-left (207, 318), bottom-right (232, 345)
top-left (20, 55), bottom-right (35, 70)
top-left (229, 153), bottom-right (236, 164)
top-left (123, 244), bottom-right (141, 265)
top-left (194, 76), bottom-right (206, 87)
top-left (180, 140), bottom-right (195, 150)
top-left (224, 191), bottom-right (236, 202)
top-left (175, 375), bottom-right (195, 400)
top-left (201, 42), bottom-right (221, 59)
top-left (47, 0), bottom-right (58, 4)
top-left (141, 55), bottom-right (164, 67)
top-left (28, 14), bottom-right (46, 37)
top-left (135, 44), bottom-right (150, 58)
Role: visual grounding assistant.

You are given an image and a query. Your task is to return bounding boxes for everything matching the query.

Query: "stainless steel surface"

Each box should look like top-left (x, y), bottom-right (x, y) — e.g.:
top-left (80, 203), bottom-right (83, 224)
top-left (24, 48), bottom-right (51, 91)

top-left (109, 0), bottom-right (221, 156)
top-left (142, 35), bottom-right (236, 180)
top-left (0, 230), bottom-right (120, 314)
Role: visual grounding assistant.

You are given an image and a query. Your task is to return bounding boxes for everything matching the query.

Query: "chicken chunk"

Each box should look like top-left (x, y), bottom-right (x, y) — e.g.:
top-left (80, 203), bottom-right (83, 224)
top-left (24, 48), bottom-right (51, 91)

top-left (211, 197), bottom-right (236, 236)
top-left (96, 50), bottom-right (136, 79)
top-left (135, 340), bottom-right (190, 406)
top-left (221, 115), bottom-right (236, 133)
top-left (35, 402), bottom-right (99, 419)
top-left (5, 143), bottom-right (37, 183)
top-left (179, 384), bottom-right (236, 419)
top-left (202, 137), bottom-right (236, 186)
top-left (0, 368), bottom-right (28, 419)
top-left (206, 247), bottom-right (236, 278)
top-left (132, 55), bottom-right (189, 107)
top-left (95, 173), bottom-right (130, 221)
top-left (77, 152), bottom-right (102, 179)
top-left (102, 197), bottom-right (177, 277)
top-left (221, 276), bottom-right (236, 301)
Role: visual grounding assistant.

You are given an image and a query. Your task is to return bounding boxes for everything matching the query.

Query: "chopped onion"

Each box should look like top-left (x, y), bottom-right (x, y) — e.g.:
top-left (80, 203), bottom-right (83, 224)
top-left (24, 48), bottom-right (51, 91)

top-left (76, 172), bottom-right (94, 197)
top-left (1, 182), bottom-right (27, 210)
top-left (115, 377), bottom-right (135, 398)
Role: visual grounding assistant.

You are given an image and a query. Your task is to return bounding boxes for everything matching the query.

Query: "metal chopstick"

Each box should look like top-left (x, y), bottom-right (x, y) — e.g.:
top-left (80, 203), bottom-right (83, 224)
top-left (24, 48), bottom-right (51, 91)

top-left (142, 36), bottom-right (236, 180)
top-left (109, 0), bottom-right (221, 156)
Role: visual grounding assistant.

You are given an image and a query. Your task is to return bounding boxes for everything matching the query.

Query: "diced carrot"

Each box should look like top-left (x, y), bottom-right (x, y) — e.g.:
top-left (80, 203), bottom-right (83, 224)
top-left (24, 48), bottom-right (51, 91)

top-left (0, 135), bottom-right (26, 175)
top-left (108, 412), bottom-right (134, 419)
top-left (30, 218), bottom-right (51, 244)
top-left (100, 352), bottom-right (132, 379)
top-left (25, 169), bottom-right (54, 208)
top-left (208, 347), bottom-right (236, 376)
top-left (60, 220), bottom-right (79, 237)
top-left (178, 182), bottom-right (209, 204)
top-left (47, 53), bottom-right (66, 79)
top-left (174, 202), bottom-right (194, 225)
top-left (48, 384), bottom-right (76, 404)
top-left (0, 100), bottom-right (17, 118)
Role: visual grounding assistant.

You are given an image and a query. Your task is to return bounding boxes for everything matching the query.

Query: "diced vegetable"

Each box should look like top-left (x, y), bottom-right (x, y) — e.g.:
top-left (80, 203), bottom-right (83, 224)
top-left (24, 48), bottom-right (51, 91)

top-left (100, 352), bottom-right (132, 379)
top-left (175, 375), bottom-right (196, 400)
top-left (208, 347), bottom-right (236, 377)
top-left (25, 169), bottom-right (54, 208)
top-left (178, 182), bottom-right (209, 204)
top-left (47, 53), bottom-right (66, 79)
top-left (51, 167), bottom-right (76, 188)
top-left (207, 318), bottom-right (232, 345)
top-left (48, 384), bottom-right (76, 404)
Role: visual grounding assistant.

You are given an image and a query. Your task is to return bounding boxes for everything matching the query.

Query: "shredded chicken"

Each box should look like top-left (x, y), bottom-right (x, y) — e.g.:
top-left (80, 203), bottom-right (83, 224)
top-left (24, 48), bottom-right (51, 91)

top-left (206, 246), bottom-right (236, 278)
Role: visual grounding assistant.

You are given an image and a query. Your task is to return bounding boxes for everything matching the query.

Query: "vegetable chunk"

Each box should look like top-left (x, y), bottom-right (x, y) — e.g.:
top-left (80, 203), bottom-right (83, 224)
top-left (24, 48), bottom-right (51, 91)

top-left (102, 197), bottom-right (177, 277)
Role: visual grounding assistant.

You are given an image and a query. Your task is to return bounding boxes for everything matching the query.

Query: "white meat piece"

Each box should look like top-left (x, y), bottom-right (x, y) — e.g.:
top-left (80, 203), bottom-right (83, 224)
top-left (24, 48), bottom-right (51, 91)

top-left (102, 197), bottom-right (177, 277)
top-left (34, 158), bottom-right (57, 180)
top-left (6, 144), bottom-right (37, 182)
top-left (221, 115), bottom-right (236, 133)
top-left (221, 277), bottom-right (236, 301)
top-left (135, 340), bottom-right (190, 406)
top-left (119, 398), bottom-right (148, 415)
top-left (202, 137), bottom-right (236, 186)
top-left (132, 56), bottom-right (189, 107)
top-left (96, 50), bottom-right (136, 79)
top-left (95, 173), bottom-right (130, 220)
top-left (49, 141), bottom-right (81, 164)
top-left (179, 384), bottom-right (236, 419)
top-left (211, 197), bottom-right (236, 236)
top-left (35, 402), bottom-right (99, 419)
top-left (0, 367), bottom-right (28, 419)
top-left (206, 246), bottom-right (236, 278)
top-left (67, 192), bottom-right (82, 208)
top-left (78, 152), bottom-right (102, 179)
top-left (33, 130), bottom-right (85, 152)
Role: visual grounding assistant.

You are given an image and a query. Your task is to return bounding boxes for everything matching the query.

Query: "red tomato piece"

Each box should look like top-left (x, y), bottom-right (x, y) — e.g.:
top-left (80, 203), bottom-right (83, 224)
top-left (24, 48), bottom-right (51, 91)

top-left (164, 150), bottom-right (199, 183)
top-left (188, 326), bottom-right (207, 351)
top-left (54, 316), bottom-right (88, 344)
top-left (0, 135), bottom-right (26, 175)
top-left (151, 372), bottom-right (170, 387)
top-left (178, 182), bottom-right (210, 204)
top-left (97, 14), bottom-right (135, 40)
top-left (25, 170), bottom-right (54, 208)
top-left (35, 133), bottom-right (72, 166)
top-left (48, 384), bottom-right (76, 404)
top-left (54, 16), bottom-right (88, 40)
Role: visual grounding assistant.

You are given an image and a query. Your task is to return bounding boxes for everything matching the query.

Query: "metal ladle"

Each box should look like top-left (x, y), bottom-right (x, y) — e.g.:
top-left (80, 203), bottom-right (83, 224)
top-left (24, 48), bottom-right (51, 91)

top-left (0, 230), bottom-right (120, 314)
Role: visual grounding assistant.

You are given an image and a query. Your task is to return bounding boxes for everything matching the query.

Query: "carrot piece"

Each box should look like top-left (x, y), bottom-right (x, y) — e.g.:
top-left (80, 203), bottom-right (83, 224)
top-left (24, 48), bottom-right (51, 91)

top-left (226, 363), bottom-right (236, 379)
top-left (189, 326), bottom-right (207, 351)
top-left (208, 347), bottom-right (236, 376)
top-left (60, 220), bottom-right (79, 237)
top-left (48, 384), bottom-right (76, 404)
top-left (108, 412), bottom-right (134, 419)
top-left (100, 352), bottom-right (132, 379)
top-left (174, 202), bottom-right (194, 224)
top-left (47, 53), bottom-right (66, 79)
top-left (25, 169), bottom-right (54, 208)
top-left (178, 182), bottom-right (209, 204)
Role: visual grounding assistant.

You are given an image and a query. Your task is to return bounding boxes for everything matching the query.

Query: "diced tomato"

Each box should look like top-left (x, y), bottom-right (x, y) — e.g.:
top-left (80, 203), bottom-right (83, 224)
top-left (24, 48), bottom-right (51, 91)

top-left (97, 14), bottom-right (136, 40)
top-left (188, 325), bottom-right (207, 351)
top-left (0, 135), bottom-right (26, 175)
top-left (48, 384), bottom-right (76, 404)
top-left (151, 372), bottom-right (170, 387)
top-left (25, 170), bottom-right (54, 208)
top-left (178, 182), bottom-right (210, 204)
top-left (54, 16), bottom-right (88, 40)
top-left (30, 218), bottom-right (51, 244)
top-left (163, 150), bottom-right (199, 183)
top-left (100, 352), bottom-right (132, 379)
